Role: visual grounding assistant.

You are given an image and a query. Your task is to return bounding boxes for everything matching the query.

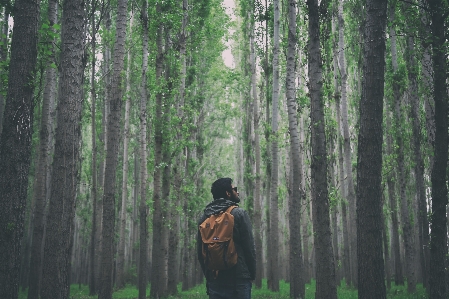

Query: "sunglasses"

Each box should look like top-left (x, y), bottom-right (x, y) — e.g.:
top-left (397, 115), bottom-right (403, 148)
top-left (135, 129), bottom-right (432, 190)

top-left (233, 187), bottom-right (238, 192)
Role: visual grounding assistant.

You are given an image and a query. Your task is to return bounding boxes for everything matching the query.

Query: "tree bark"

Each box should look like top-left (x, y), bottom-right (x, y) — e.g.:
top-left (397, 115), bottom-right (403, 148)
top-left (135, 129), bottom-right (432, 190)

top-left (402, 0), bottom-right (429, 288)
top-left (307, 0), bottom-right (337, 297)
top-left (356, 0), bottom-right (388, 297)
top-left (99, 0), bottom-right (128, 297)
top-left (0, 0), bottom-right (40, 297)
top-left (116, 10), bottom-right (134, 290)
top-left (268, 0), bottom-right (280, 291)
top-left (251, 4), bottom-right (263, 289)
top-left (89, 2), bottom-right (98, 295)
top-left (138, 3), bottom-right (149, 298)
top-left (385, 109), bottom-right (403, 286)
top-left (337, 0), bottom-right (357, 287)
top-left (286, 0), bottom-right (304, 297)
top-left (27, 2), bottom-right (58, 299)
top-left (40, 0), bottom-right (85, 297)
top-left (428, 0), bottom-right (448, 298)
top-left (389, 5), bottom-right (417, 292)
top-left (151, 6), bottom-right (167, 297)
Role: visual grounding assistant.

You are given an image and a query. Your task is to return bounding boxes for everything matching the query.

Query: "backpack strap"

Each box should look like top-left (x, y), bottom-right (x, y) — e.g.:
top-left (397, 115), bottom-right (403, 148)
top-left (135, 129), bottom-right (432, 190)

top-left (225, 205), bottom-right (237, 214)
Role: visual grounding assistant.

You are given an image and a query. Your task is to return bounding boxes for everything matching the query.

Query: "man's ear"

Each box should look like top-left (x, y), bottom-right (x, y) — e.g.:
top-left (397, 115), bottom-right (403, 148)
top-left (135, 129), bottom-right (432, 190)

top-left (225, 191), bottom-right (230, 197)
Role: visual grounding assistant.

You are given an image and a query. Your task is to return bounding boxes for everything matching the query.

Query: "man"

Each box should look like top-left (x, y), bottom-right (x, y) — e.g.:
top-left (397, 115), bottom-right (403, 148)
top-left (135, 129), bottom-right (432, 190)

top-left (197, 178), bottom-right (256, 299)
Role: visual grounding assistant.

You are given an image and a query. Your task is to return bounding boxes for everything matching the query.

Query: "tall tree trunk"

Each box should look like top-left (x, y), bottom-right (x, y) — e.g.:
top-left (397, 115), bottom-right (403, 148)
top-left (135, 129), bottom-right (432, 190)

top-left (385, 109), bottom-right (403, 286)
top-left (99, 0), bottom-right (128, 297)
top-left (307, 0), bottom-right (337, 297)
top-left (116, 11), bottom-right (134, 290)
top-left (337, 0), bottom-right (357, 287)
top-left (299, 113), bottom-right (312, 284)
top-left (407, 3), bottom-right (428, 289)
top-left (27, 2), bottom-right (58, 298)
top-left (40, 0), bottom-right (85, 297)
top-left (0, 9), bottom-right (8, 136)
top-left (428, 0), bottom-right (448, 297)
top-left (419, 4), bottom-right (432, 289)
top-left (286, 0), bottom-right (304, 297)
top-left (251, 5), bottom-right (263, 289)
top-left (138, 3), bottom-right (149, 298)
top-left (0, 0), bottom-right (40, 297)
top-left (402, 0), bottom-right (429, 289)
top-left (89, 3), bottom-right (98, 295)
top-left (151, 7), bottom-right (166, 297)
top-left (389, 5), bottom-right (417, 292)
top-left (179, 1), bottom-right (192, 293)
top-left (335, 86), bottom-right (350, 285)
top-left (356, 0), bottom-right (388, 297)
top-left (131, 148), bottom-right (139, 270)
top-left (268, 0), bottom-right (280, 291)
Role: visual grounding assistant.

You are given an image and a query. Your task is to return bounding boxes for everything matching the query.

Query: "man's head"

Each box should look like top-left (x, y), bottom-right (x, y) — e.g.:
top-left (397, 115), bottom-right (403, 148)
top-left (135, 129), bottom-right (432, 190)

top-left (211, 178), bottom-right (240, 203)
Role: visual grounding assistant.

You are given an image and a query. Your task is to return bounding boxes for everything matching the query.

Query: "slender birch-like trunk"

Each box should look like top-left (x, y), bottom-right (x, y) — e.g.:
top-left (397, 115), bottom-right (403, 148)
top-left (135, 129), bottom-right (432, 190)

top-left (89, 3), bottom-right (99, 294)
top-left (151, 6), bottom-right (167, 296)
top-left (389, 6), bottom-right (416, 292)
top-left (250, 4), bottom-right (263, 289)
top-left (138, 3), bottom-right (149, 298)
top-left (116, 11), bottom-right (134, 289)
top-left (286, 0), bottom-right (304, 297)
top-left (337, 0), bottom-right (357, 287)
top-left (268, 0), bottom-right (280, 291)
top-left (385, 109), bottom-right (403, 286)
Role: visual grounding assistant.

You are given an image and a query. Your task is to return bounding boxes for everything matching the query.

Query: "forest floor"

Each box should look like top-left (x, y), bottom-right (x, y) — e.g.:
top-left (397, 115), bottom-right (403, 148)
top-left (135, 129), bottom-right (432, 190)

top-left (19, 279), bottom-right (428, 298)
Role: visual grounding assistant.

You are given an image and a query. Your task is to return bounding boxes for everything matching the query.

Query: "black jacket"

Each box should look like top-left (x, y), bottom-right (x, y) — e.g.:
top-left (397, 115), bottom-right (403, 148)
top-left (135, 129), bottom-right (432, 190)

top-left (197, 198), bottom-right (256, 283)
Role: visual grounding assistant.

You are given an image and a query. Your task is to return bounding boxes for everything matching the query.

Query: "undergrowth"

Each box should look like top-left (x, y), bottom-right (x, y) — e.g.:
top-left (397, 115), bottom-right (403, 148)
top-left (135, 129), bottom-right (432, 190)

top-left (18, 279), bottom-right (428, 298)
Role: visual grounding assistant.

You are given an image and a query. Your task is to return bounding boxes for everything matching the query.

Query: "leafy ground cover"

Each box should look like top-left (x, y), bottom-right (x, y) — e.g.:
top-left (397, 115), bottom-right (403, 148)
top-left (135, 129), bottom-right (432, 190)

top-left (19, 279), bottom-right (428, 298)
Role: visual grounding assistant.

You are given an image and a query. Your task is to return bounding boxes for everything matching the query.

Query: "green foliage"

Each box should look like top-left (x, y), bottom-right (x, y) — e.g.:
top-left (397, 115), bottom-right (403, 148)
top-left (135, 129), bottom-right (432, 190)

top-left (18, 280), bottom-right (428, 299)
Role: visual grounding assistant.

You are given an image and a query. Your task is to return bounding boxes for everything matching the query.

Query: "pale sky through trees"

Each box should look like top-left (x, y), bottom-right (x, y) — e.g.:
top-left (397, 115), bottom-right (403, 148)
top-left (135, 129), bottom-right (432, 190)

top-left (222, 0), bottom-right (235, 68)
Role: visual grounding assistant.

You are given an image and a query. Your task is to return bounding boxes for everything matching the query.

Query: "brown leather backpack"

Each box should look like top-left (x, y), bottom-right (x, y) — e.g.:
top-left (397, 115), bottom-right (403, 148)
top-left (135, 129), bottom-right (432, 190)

top-left (199, 205), bottom-right (238, 271)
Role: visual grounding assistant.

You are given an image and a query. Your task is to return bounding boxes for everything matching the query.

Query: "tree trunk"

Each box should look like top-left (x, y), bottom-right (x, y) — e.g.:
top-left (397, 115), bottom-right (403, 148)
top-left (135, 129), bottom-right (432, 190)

top-left (27, 2), bottom-right (57, 299)
top-left (0, 0), bottom-right (40, 297)
top-left (268, 0), bottom-right (280, 291)
top-left (428, 0), bottom-right (448, 297)
top-left (336, 0), bottom-right (357, 287)
top-left (251, 6), bottom-right (263, 289)
top-left (385, 109), bottom-right (403, 287)
top-left (151, 7), bottom-right (167, 297)
top-left (89, 3), bottom-right (98, 295)
top-left (40, 0), bottom-right (85, 297)
top-left (286, 0), bottom-right (304, 297)
top-left (307, 0), bottom-right (337, 297)
top-left (335, 91), bottom-right (350, 285)
top-left (402, 0), bottom-right (429, 289)
top-left (138, 3), bottom-right (149, 298)
top-left (356, 0), bottom-right (388, 297)
top-left (99, 0), bottom-right (128, 297)
top-left (389, 5), bottom-right (417, 292)
top-left (116, 11), bottom-right (134, 290)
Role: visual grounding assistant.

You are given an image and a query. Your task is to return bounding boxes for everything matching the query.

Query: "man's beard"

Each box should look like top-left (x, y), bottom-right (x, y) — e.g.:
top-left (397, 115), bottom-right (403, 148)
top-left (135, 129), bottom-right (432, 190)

top-left (230, 192), bottom-right (240, 203)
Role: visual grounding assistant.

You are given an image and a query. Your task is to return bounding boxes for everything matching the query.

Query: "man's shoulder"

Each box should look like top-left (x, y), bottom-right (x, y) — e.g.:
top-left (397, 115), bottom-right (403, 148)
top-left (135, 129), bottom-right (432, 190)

top-left (230, 206), bottom-right (247, 218)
